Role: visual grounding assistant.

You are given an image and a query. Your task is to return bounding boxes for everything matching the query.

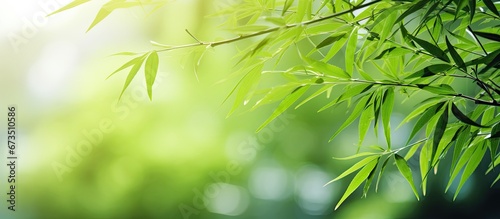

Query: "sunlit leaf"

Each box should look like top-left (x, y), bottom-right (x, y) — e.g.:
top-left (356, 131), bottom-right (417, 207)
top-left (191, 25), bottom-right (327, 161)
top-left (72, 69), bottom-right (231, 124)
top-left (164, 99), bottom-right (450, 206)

top-left (334, 157), bottom-right (379, 210)
top-left (345, 27), bottom-right (359, 75)
top-left (328, 95), bottom-right (370, 141)
top-left (145, 51), bottom-right (159, 100)
top-left (47, 0), bottom-right (91, 16)
top-left (257, 85), bottom-right (310, 132)
top-left (326, 155), bottom-right (380, 185)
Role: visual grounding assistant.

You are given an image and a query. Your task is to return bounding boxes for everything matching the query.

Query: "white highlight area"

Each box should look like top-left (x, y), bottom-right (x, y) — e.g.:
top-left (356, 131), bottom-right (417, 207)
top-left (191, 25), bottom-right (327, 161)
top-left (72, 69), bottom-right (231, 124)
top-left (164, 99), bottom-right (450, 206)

top-left (205, 183), bottom-right (250, 216)
top-left (27, 41), bottom-right (79, 102)
top-left (295, 165), bottom-right (336, 215)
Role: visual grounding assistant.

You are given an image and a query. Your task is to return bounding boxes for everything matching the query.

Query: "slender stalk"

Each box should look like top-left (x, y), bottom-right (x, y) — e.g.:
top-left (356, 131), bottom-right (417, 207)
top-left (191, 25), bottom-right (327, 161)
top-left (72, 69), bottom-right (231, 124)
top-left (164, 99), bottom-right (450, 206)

top-left (156, 0), bottom-right (382, 52)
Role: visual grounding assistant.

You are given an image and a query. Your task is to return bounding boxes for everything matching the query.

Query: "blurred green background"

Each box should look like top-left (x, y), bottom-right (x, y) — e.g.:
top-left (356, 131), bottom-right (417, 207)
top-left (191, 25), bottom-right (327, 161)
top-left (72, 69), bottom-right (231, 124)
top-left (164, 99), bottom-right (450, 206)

top-left (0, 0), bottom-right (499, 218)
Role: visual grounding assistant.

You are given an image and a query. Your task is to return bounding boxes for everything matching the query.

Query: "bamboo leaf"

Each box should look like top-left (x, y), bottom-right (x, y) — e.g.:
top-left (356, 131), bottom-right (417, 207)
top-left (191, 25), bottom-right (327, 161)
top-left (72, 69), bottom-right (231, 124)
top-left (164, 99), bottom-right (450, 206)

top-left (282, 0), bottom-right (295, 16)
top-left (445, 36), bottom-right (466, 71)
top-left (326, 155), bottom-right (380, 185)
top-left (119, 56), bottom-right (145, 99)
top-left (454, 141), bottom-right (486, 200)
top-left (375, 157), bottom-right (390, 193)
top-left (145, 51), bottom-right (159, 100)
top-left (346, 27), bottom-right (359, 76)
top-left (432, 104), bottom-right (449, 161)
top-left (408, 35), bottom-right (450, 62)
top-left (483, 0), bottom-right (500, 17)
top-left (394, 0), bottom-right (430, 24)
top-left (395, 154), bottom-right (420, 200)
top-left (473, 31), bottom-right (500, 42)
top-left (406, 103), bottom-right (443, 144)
top-left (329, 95), bottom-right (370, 141)
top-left (451, 103), bottom-right (488, 128)
top-left (107, 54), bottom-right (147, 79)
top-left (334, 158), bottom-right (379, 210)
top-left (47, 0), bottom-right (91, 16)
top-left (451, 126), bottom-right (471, 173)
top-left (333, 152), bottom-right (380, 161)
top-left (420, 141), bottom-right (431, 196)
top-left (447, 141), bottom-right (478, 191)
top-left (382, 87), bottom-right (395, 150)
top-left (256, 85), bottom-right (310, 132)
top-left (316, 32), bottom-right (347, 49)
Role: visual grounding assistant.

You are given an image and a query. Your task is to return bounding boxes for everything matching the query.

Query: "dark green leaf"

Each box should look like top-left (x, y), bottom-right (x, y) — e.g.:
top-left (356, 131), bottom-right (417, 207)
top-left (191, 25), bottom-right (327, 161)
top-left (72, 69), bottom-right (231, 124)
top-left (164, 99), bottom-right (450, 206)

top-left (406, 103), bottom-right (444, 144)
top-left (316, 32), bottom-right (347, 49)
top-left (432, 104), bottom-right (449, 161)
top-left (468, 0), bottom-right (476, 23)
top-left (473, 31), bottom-right (500, 42)
top-left (451, 103), bottom-right (488, 127)
top-left (483, 0), bottom-right (500, 16)
top-left (406, 64), bottom-right (452, 79)
top-left (408, 35), bottom-right (450, 62)
top-left (418, 84), bottom-right (456, 95)
top-left (445, 36), bottom-right (466, 71)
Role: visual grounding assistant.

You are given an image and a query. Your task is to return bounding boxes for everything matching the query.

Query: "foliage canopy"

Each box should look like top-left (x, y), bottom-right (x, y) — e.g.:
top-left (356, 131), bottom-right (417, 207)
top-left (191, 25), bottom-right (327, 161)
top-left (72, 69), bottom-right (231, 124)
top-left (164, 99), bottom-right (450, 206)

top-left (52, 0), bottom-right (500, 209)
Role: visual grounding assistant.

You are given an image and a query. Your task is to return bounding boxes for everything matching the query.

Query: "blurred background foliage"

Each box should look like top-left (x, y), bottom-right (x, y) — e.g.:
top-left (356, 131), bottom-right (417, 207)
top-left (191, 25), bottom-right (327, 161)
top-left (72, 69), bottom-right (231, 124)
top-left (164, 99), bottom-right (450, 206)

top-left (0, 0), bottom-right (499, 218)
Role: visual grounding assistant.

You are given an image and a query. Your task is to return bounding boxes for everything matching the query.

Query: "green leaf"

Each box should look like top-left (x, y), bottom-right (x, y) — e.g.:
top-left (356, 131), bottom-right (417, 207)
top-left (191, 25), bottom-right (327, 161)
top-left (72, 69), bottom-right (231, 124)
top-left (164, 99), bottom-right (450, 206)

top-left (395, 154), bottom-right (420, 200)
top-left (107, 54), bottom-right (147, 79)
top-left (144, 51), bottom-right (159, 100)
top-left (394, 0), bottom-right (430, 24)
top-left (406, 102), bottom-right (444, 144)
top-left (405, 141), bottom-right (423, 160)
top-left (420, 141), bottom-right (431, 196)
top-left (382, 88), bottom-right (395, 150)
top-left (408, 35), bottom-right (450, 62)
top-left (346, 27), bottom-right (359, 76)
top-left (451, 103), bottom-right (488, 128)
top-left (296, 84), bottom-right (335, 109)
top-left (256, 85), bottom-right (310, 132)
top-left (334, 157), bottom-right (379, 210)
top-left (319, 83), bottom-right (373, 112)
top-left (478, 50), bottom-right (500, 75)
top-left (226, 64), bottom-right (263, 117)
top-left (282, 0), bottom-right (295, 16)
top-left (445, 36), bottom-right (466, 71)
top-left (363, 162), bottom-right (378, 198)
top-left (451, 126), bottom-right (471, 173)
top-left (316, 32), bottom-right (347, 49)
top-left (447, 140), bottom-right (479, 192)
top-left (326, 155), bottom-right (380, 185)
top-left (406, 64), bottom-right (452, 79)
top-left (329, 95), bottom-right (370, 141)
top-left (358, 104), bottom-right (374, 149)
top-left (454, 141), bottom-right (486, 200)
top-left (119, 56), bottom-right (145, 99)
top-left (333, 152), bottom-right (381, 160)
top-left (398, 97), bottom-right (444, 128)
top-left (432, 104), bottom-right (449, 161)
top-left (483, 0), bottom-right (500, 17)
top-left (492, 173), bottom-right (500, 187)
top-left (47, 0), bottom-right (91, 16)
top-left (375, 157), bottom-right (390, 193)
top-left (418, 84), bottom-right (456, 95)
top-left (473, 31), bottom-right (500, 42)
top-left (468, 0), bottom-right (476, 23)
